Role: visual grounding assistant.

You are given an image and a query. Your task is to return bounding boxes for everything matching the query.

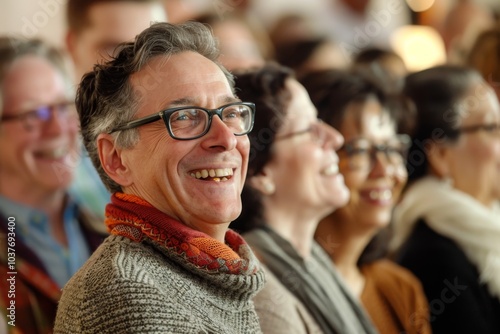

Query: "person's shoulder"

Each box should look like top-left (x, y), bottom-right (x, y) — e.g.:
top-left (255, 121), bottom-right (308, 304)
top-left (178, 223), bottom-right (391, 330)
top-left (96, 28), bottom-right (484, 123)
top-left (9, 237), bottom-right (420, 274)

top-left (362, 260), bottom-right (431, 334)
top-left (254, 267), bottom-right (281, 305)
top-left (364, 259), bottom-right (418, 281)
top-left (397, 219), bottom-right (468, 265)
top-left (254, 265), bottom-right (322, 334)
top-left (55, 236), bottom-right (207, 333)
top-left (403, 219), bottom-right (499, 286)
top-left (255, 265), bottom-right (291, 304)
top-left (363, 259), bottom-right (424, 292)
top-left (58, 236), bottom-right (187, 319)
top-left (66, 235), bottom-right (175, 290)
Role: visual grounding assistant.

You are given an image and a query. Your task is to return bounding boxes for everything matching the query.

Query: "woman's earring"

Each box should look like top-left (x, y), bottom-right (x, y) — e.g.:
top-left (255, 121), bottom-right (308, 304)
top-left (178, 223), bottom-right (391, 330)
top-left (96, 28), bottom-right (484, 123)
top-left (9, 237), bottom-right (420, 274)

top-left (263, 181), bottom-right (276, 195)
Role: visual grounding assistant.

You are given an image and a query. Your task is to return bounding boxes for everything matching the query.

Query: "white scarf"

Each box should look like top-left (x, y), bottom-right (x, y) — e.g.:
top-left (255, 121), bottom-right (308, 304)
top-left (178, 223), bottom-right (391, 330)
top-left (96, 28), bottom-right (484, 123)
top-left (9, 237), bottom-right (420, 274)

top-left (390, 176), bottom-right (500, 299)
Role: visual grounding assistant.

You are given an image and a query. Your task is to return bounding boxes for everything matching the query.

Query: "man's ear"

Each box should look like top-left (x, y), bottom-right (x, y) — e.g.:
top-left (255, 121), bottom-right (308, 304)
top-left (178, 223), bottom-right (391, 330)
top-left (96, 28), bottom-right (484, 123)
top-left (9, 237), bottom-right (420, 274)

top-left (97, 133), bottom-right (133, 187)
top-left (426, 141), bottom-right (452, 178)
top-left (248, 166), bottom-right (276, 196)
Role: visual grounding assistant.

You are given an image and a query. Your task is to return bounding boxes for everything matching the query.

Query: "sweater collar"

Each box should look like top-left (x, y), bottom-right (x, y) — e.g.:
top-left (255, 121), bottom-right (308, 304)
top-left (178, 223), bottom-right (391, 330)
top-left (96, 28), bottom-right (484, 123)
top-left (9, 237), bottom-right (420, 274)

top-left (105, 192), bottom-right (260, 275)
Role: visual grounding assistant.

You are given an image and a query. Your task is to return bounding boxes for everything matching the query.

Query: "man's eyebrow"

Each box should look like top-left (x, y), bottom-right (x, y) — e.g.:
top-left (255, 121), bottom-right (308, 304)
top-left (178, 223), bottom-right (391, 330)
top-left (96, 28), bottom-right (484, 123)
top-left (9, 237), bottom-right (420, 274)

top-left (222, 96), bottom-right (241, 104)
top-left (164, 96), bottom-right (241, 108)
top-left (167, 97), bottom-right (197, 107)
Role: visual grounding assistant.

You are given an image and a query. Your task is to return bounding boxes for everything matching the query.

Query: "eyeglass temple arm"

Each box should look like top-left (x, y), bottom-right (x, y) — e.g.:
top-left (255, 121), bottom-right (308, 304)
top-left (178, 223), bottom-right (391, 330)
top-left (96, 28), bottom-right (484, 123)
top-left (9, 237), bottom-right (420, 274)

top-left (109, 113), bottom-right (162, 133)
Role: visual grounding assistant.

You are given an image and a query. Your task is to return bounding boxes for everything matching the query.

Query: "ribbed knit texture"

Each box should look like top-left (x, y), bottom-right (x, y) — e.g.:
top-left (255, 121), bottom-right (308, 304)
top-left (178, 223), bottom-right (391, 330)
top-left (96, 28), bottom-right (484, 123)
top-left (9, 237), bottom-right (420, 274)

top-left (54, 193), bottom-right (265, 334)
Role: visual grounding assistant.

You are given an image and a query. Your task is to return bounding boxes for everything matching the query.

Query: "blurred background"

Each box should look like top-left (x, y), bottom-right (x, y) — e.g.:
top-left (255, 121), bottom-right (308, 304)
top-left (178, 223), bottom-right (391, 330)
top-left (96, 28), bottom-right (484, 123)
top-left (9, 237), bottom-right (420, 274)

top-left (1, 0), bottom-right (499, 74)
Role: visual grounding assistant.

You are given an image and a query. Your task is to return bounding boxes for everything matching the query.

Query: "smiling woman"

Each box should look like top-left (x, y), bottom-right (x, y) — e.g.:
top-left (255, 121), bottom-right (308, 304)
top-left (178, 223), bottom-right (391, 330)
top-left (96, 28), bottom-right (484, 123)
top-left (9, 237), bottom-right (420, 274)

top-left (301, 68), bottom-right (431, 334)
top-left (391, 65), bottom-right (500, 334)
top-left (232, 63), bottom-right (377, 334)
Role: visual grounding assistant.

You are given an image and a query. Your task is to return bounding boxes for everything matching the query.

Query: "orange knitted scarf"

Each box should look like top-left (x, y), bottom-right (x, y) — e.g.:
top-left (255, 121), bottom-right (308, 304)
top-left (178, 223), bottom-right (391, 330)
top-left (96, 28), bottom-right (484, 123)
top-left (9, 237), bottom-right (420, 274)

top-left (104, 193), bottom-right (256, 275)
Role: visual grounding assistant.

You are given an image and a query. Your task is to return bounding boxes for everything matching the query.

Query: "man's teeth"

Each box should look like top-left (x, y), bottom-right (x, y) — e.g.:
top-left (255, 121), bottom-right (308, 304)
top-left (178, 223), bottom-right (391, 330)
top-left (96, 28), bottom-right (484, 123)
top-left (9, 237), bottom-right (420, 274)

top-left (368, 189), bottom-right (392, 201)
top-left (36, 147), bottom-right (68, 159)
top-left (191, 168), bottom-right (233, 180)
top-left (322, 164), bottom-right (339, 176)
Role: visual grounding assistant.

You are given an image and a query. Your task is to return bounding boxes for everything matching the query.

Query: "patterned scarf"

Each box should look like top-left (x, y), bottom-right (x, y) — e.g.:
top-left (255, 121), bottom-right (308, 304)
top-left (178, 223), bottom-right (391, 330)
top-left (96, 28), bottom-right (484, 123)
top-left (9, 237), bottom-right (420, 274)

top-left (105, 192), bottom-right (258, 275)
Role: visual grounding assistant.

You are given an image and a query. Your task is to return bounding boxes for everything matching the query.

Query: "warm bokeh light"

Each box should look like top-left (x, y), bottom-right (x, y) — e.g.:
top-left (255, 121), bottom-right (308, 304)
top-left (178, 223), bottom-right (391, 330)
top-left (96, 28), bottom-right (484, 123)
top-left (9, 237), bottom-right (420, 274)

top-left (406, 0), bottom-right (435, 12)
top-left (391, 25), bottom-right (446, 72)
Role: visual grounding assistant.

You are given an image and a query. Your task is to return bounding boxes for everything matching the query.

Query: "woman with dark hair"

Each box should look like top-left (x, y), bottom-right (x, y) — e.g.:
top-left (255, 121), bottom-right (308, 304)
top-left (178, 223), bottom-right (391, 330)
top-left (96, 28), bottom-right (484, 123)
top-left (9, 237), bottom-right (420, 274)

top-left (233, 64), bottom-right (377, 334)
top-left (391, 65), bottom-right (500, 333)
top-left (301, 69), bottom-right (431, 334)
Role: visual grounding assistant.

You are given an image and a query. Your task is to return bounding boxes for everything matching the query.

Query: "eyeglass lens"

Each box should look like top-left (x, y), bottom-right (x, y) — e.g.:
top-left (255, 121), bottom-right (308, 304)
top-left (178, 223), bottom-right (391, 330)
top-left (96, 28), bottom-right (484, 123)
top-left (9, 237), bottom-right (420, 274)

top-left (165, 104), bottom-right (253, 139)
top-left (2, 102), bottom-right (76, 131)
top-left (340, 136), bottom-right (410, 170)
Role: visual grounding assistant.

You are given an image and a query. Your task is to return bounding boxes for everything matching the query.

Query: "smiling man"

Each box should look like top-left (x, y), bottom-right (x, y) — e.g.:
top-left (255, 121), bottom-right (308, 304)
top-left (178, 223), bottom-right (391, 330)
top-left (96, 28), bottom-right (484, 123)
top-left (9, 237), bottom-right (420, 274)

top-left (54, 22), bottom-right (264, 334)
top-left (0, 37), bottom-right (106, 334)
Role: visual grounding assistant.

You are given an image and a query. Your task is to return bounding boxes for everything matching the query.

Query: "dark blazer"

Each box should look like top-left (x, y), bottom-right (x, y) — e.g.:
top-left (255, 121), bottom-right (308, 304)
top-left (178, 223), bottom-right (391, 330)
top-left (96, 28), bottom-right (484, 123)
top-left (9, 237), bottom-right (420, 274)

top-left (396, 219), bottom-right (500, 334)
top-left (0, 205), bottom-right (107, 334)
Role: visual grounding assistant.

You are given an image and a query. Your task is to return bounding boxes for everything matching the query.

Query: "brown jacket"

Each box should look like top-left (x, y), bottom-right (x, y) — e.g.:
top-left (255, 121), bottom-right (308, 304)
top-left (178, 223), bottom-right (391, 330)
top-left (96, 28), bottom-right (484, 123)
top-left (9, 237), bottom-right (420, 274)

top-left (361, 259), bottom-right (432, 334)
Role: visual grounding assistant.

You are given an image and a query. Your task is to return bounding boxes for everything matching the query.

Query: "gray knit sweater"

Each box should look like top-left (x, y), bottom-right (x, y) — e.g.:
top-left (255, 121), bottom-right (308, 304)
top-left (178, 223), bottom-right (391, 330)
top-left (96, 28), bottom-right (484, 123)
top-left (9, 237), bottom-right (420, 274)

top-left (54, 234), bottom-right (265, 334)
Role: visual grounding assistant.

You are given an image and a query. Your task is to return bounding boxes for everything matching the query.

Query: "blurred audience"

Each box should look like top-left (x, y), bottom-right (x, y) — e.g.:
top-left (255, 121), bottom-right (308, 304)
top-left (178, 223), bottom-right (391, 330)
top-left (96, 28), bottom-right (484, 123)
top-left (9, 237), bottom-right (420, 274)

top-left (301, 69), bottom-right (430, 334)
top-left (392, 65), bottom-right (500, 333)
top-left (162, 0), bottom-right (206, 23)
top-left (275, 37), bottom-right (350, 78)
top-left (0, 37), bottom-right (106, 334)
top-left (352, 47), bottom-right (407, 93)
top-left (320, 0), bottom-right (411, 49)
top-left (194, 13), bottom-right (271, 71)
top-left (467, 22), bottom-right (500, 99)
top-left (64, 0), bottom-right (168, 218)
top-left (268, 14), bottom-right (320, 47)
top-left (246, 0), bottom-right (410, 48)
top-left (232, 63), bottom-right (377, 334)
top-left (66, 0), bottom-right (167, 81)
top-left (441, 0), bottom-right (495, 64)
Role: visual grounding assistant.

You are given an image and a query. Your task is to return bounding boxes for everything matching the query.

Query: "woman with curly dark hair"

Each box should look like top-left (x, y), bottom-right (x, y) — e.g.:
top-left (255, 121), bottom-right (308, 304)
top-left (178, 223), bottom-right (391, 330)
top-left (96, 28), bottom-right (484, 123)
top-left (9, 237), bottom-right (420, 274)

top-left (232, 63), bottom-right (377, 334)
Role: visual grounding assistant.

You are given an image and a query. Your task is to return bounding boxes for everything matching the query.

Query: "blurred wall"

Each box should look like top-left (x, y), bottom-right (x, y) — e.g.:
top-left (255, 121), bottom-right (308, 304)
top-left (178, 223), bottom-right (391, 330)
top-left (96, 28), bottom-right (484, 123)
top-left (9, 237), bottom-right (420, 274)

top-left (0, 0), bottom-right (67, 47)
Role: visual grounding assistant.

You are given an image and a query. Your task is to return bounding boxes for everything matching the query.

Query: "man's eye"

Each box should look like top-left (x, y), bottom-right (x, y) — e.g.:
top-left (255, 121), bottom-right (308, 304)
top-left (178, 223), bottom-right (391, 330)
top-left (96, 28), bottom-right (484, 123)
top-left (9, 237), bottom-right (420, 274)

top-left (172, 109), bottom-right (201, 121)
top-left (28, 106), bottom-right (51, 121)
top-left (224, 107), bottom-right (248, 119)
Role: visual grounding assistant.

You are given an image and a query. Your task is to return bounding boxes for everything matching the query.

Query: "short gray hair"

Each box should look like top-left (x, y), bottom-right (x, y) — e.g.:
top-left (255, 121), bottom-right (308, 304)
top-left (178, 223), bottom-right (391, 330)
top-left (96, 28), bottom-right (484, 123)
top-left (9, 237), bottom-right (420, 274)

top-left (0, 37), bottom-right (72, 119)
top-left (77, 21), bottom-right (234, 193)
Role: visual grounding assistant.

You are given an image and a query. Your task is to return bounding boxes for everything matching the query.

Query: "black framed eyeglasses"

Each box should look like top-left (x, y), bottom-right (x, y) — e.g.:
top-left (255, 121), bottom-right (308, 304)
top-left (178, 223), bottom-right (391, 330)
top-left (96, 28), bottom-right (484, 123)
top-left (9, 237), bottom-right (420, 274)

top-left (109, 102), bottom-right (255, 140)
top-left (338, 134), bottom-right (411, 171)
